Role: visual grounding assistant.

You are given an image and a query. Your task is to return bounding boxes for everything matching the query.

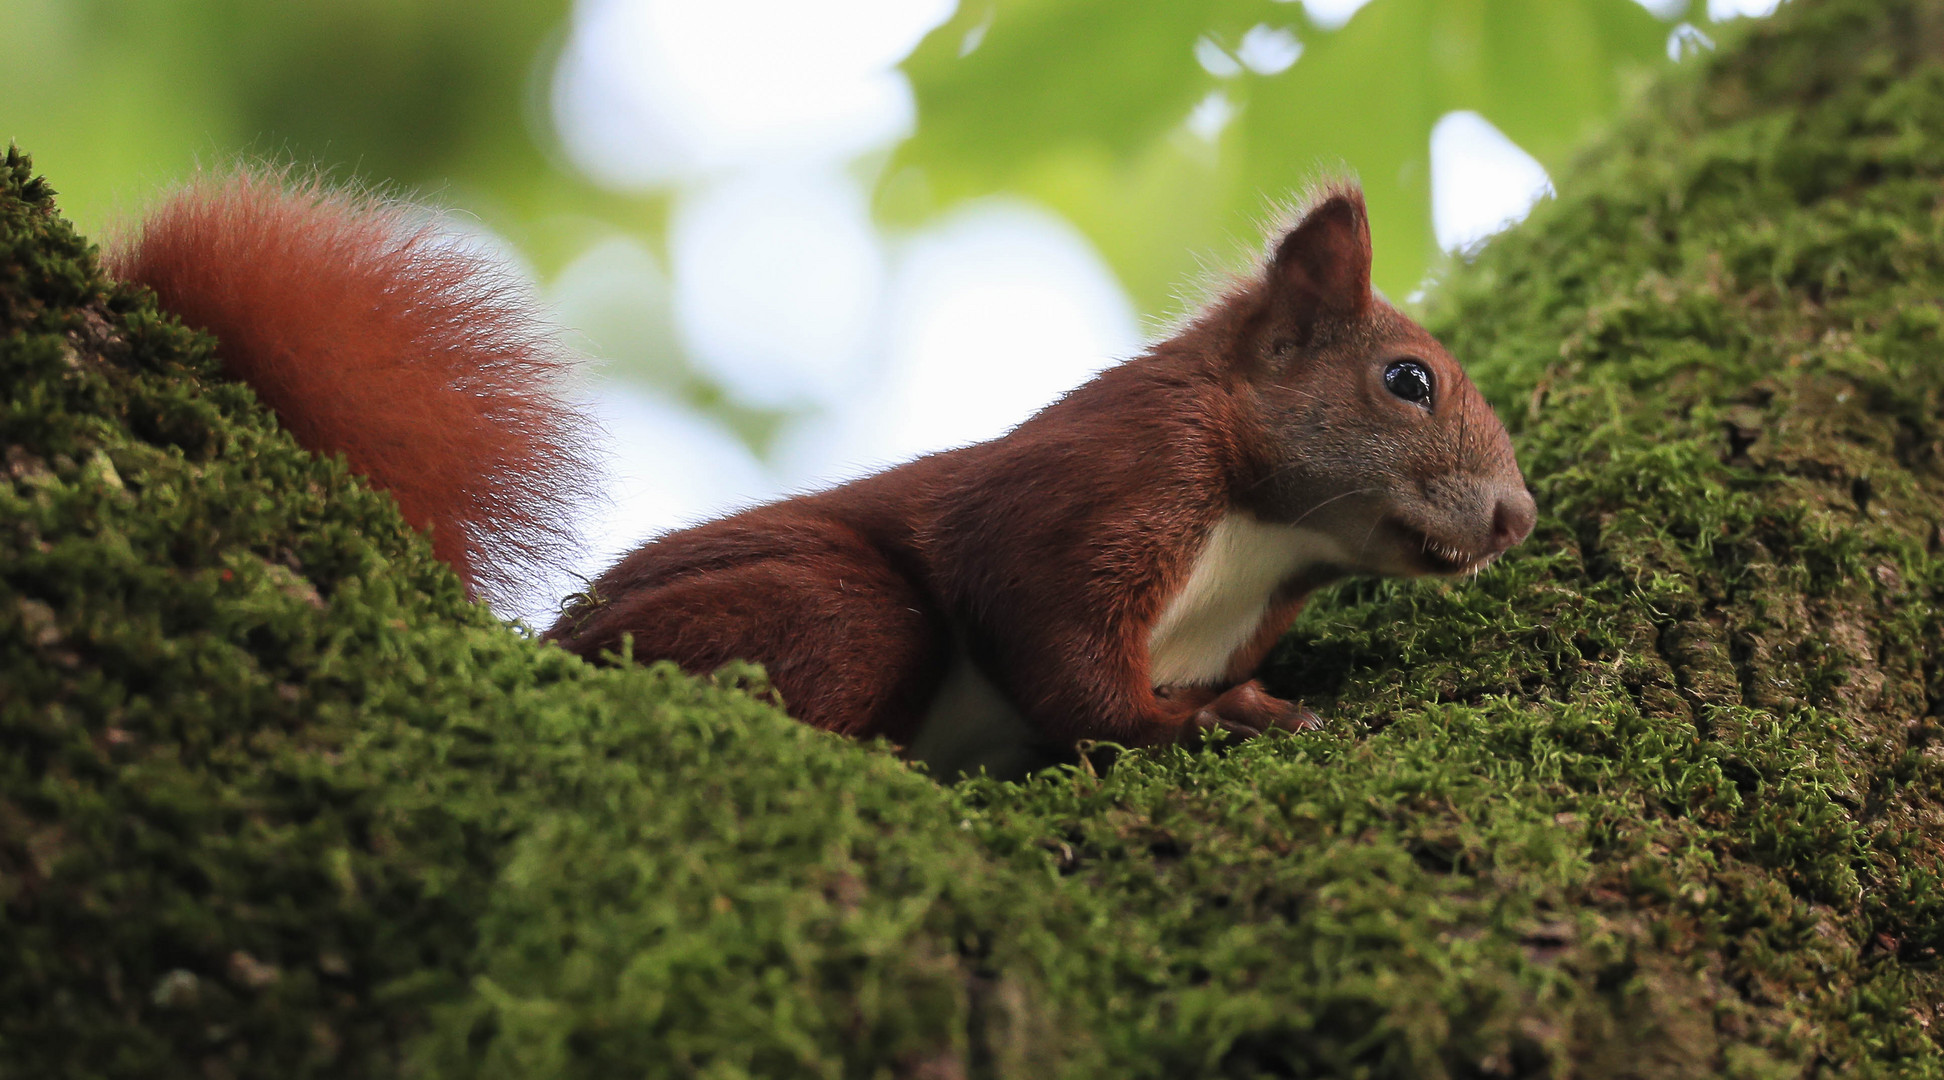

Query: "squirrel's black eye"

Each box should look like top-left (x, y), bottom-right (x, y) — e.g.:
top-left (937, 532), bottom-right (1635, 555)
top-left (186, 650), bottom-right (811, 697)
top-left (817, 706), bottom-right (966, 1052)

top-left (1383, 360), bottom-right (1433, 406)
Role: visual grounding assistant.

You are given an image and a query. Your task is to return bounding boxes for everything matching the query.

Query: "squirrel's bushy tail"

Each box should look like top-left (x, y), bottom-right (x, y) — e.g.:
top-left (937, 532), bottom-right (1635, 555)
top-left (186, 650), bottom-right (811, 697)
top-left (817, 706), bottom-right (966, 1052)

top-left (108, 172), bottom-right (596, 607)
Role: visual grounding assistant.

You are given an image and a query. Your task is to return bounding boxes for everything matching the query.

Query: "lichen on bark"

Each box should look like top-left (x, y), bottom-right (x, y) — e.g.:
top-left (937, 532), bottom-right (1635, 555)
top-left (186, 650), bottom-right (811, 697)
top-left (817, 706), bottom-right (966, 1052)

top-left (8, 0), bottom-right (1944, 1076)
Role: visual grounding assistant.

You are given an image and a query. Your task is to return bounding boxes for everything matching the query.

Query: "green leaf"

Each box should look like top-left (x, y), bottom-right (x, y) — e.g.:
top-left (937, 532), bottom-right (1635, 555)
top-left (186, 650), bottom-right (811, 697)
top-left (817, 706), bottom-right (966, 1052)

top-left (891, 0), bottom-right (1678, 309)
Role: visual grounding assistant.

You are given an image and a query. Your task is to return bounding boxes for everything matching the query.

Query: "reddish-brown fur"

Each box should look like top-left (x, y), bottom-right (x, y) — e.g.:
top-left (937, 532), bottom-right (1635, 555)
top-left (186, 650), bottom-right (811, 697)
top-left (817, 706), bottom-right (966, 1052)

top-left (548, 182), bottom-right (1535, 753)
top-left (108, 172), bottom-right (594, 605)
top-left (121, 174), bottom-right (1533, 765)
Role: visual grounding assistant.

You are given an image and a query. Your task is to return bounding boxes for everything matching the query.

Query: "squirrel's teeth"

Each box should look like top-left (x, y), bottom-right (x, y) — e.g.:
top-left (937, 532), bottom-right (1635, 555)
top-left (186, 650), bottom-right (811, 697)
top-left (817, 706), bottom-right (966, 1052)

top-left (1418, 533), bottom-right (1485, 572)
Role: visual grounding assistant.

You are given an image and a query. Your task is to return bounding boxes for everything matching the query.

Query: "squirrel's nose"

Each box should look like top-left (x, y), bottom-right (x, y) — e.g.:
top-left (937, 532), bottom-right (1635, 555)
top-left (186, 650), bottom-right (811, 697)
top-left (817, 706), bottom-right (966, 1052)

top-left (1489, 488), bottom-right (1536, 554)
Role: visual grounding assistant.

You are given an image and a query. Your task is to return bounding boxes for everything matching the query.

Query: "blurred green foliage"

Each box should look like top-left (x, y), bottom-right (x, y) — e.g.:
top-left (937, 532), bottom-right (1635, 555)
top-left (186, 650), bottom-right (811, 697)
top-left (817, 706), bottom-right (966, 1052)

top-left (889, 0), bottom-right (1699, 309)
top-left (11, 0), bottom-right (1709, 313)
top-left (0, 0), bottom-right (646, 274)
top-left (4, 0), bottom-right (1711, 409)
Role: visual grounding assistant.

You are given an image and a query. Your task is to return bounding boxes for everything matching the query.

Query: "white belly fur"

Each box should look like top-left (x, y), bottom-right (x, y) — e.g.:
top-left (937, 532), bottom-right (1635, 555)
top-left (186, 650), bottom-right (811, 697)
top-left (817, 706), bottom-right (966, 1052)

top-left (906, 513), bottom-right (1341, 780)
top-left (1147, 513), bottom-right (1345, 687)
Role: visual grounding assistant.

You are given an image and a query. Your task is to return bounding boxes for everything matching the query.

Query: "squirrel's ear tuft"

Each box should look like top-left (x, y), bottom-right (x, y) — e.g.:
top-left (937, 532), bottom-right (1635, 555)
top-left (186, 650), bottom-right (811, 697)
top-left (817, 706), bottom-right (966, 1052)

top-left (1268, 185), bottom-right (1373, 335)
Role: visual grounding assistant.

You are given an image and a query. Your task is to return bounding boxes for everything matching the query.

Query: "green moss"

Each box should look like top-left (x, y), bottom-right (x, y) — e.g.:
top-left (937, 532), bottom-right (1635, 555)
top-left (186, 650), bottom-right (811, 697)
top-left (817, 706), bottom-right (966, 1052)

top-left (0, 147), bottom-right (1042, 1077)
top-left (11, 0), bottom-right (1944, 1074)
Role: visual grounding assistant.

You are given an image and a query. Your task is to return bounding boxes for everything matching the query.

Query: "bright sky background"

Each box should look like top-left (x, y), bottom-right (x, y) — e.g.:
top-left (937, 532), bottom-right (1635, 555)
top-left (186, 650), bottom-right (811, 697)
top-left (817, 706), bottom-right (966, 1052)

top-left (516, 0), bottom-right (1785, 620)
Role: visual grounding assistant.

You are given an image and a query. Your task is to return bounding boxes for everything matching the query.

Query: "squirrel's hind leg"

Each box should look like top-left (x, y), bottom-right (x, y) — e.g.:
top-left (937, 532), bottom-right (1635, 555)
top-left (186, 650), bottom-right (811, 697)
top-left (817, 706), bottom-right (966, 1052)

top-left (551, 534), bottom-right (952, 742)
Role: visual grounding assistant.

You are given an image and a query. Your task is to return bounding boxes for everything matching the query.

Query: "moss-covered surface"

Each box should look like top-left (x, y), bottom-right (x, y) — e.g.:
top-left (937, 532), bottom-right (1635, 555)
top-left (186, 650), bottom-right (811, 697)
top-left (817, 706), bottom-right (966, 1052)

top-left (10, 0), bottom-right (1944, 1075)
top-left (0, 147), bottom-right (1035, 1078)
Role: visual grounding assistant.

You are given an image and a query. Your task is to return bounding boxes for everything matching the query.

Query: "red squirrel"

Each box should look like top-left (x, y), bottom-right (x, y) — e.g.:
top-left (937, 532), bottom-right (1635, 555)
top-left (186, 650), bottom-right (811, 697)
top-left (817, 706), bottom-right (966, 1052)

top-left (113, 173), bottom-right (1534, 776)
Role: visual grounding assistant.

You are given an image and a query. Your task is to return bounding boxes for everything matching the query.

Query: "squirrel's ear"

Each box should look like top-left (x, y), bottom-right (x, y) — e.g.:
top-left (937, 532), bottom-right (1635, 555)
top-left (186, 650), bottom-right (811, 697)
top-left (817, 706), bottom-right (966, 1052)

top-left (1269, 187), bottom-right (1373, 335)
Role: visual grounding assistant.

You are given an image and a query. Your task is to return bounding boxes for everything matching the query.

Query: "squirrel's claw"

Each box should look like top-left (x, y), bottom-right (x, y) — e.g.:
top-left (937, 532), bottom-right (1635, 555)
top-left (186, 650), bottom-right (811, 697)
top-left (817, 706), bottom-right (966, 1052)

top-left (1179, 681), bottom-right (1319, 747)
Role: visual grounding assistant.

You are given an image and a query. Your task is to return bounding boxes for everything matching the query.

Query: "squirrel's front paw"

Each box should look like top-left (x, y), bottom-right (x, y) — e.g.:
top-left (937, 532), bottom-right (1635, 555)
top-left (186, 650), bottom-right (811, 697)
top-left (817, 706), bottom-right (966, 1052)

top-left (1178, 680), bottom-right (1319, 746)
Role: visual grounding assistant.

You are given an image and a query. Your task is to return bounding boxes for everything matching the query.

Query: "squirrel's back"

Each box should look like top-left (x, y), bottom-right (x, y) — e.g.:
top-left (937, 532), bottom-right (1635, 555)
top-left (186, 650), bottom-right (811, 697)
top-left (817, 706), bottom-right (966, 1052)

top-left (108, 173), bottom-right (595, 604)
